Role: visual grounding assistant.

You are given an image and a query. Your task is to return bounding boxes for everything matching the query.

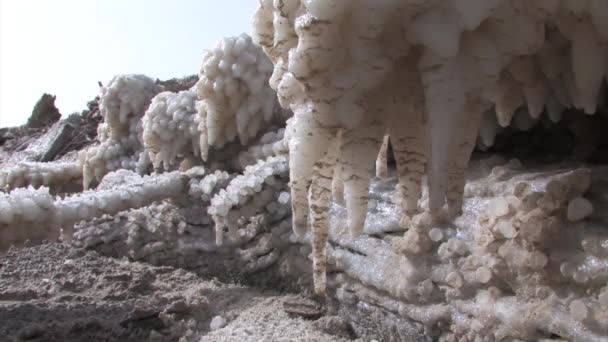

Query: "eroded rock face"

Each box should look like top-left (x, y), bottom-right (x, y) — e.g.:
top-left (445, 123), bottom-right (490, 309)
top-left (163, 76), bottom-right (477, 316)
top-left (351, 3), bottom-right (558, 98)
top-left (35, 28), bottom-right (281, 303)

top-left (27, 93), bottom-right (62, 129)
top-left (156, 75), bottom-right (199, 93)
top-left (0, 94), bottom-right (79, 165)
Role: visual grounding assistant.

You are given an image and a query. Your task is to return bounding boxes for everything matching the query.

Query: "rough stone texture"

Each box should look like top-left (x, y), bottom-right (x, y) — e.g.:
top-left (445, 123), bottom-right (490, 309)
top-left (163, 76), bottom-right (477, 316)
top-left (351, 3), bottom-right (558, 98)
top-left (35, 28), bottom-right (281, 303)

top-left (157, 75), bottom-right (199, 93)
top-left (42, 94), bottom-right (103, 163)
top-left (0, 95), bottom-right (100, 168)
top-left (0, 242), bottom-right (213, 341)
top-left (72, 201), bottom-right (307, 288)
top-left (40, 114), bottom-right (84, 162)
top-left (199, 295), bottom-right (350, 342)
top-left (26, 94), bottom-right (61, 129)
top-left (0, 242), bottom-right (359, 342)
top-left (0, 127), bottom-right (19, 146)
top-left (0, 242), bottom-right (428, 342)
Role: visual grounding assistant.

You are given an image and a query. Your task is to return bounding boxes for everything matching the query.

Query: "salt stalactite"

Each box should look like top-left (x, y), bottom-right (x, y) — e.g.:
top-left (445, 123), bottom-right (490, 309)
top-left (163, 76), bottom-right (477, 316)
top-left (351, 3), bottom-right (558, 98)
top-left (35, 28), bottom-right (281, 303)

top-left (419, 34), bottom-right (499, 220)
top-left (0, 170), bottom-right (185, 251)
top-left (477, 110), bottom-right (503, 150)
top-left (509, 56), bottom-right (548, 119)
top-left (81, 75), bottom-right (163, 189)
top-left (309, 136), bottom-right (340, 295)
top-left (569, 20), bottom-right (607, 114)
top-left (373, 54), bottom-right (428, 222)
top-left (142, 90), bottom-right (201, 171)
top-left (375, 135), bottom-right (390, 179)
top-left (339, 118), bottom-right (385, 237)
top-left (254, 0), bottom-right (608, 294)
top-left (331, 161), bottom-right (345, 206)
top-left (288, 113), bottom-right (339, 238)
top-left (0, 161), bottom-right (82, 192)
top-left (195, 33), bottom-right (279, 160)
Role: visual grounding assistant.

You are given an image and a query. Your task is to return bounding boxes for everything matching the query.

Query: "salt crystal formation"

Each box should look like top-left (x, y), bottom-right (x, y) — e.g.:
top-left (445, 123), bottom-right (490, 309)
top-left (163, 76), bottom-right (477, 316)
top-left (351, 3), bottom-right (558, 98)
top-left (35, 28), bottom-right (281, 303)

top-left (252, 0), bottom-right (608, 295)
top-left (73, 166), bottom-right (295, 277)
top-left (567, 196), bottom-right (594, 221)
top-left (209, 155), bottom-right (289, 246)
top-left (2, 2), bottom-right (608, 340)
top-left (0, 33), bottom-right (285, 249)
top-left (195, 33), bottom-right (282, 160)
top-left (0, 170), bottom-right (185, 251)
top-left (142, 90), bottom-right (201, 171)
top-left (0, 161), bottom-right (82, 192)
top-left (81, 74), bottom-right (163, 189)
top-left (324, 162), bottom-right (608, 341)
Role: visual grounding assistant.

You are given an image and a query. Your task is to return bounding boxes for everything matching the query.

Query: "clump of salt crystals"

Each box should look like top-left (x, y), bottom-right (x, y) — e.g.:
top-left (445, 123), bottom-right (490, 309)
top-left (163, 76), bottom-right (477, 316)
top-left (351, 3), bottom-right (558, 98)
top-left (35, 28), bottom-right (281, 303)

top-left (187, 168), bottom-right (232, 203)
top-left (369, 163), bottom-right (608, 341)
top-left (195, 33), bottom-right (280, 161)
top-left (81, 75), bottom-right (163, 189)
top-left (142, 90), bottom-right (201, 171)
top-left (209, 155), bottom-right (289, 246)
top-left (0, 161), bottom-right (82, 192)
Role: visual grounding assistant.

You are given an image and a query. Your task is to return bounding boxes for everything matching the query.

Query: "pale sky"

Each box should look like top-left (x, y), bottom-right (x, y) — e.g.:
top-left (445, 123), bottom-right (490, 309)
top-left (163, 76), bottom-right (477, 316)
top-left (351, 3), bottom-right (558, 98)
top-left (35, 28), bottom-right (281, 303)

top-left (0, 0), bottom-right (259, 127)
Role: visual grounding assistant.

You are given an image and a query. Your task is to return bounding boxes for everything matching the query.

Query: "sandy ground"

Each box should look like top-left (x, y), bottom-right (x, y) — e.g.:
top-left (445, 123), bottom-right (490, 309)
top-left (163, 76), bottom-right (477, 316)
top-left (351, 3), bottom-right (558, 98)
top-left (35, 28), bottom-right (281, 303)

top-left (0, 242), bottom-right (357, 342)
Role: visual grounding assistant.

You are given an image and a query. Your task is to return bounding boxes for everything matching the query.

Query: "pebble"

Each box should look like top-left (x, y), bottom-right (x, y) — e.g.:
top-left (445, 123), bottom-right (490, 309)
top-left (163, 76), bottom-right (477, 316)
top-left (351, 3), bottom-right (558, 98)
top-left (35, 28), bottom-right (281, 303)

top-left (210, 315), bottom-right (227, 331)
top-left (569, 300), bottom-right (588, 321)
top-left (567, 197), bottom-right (593, 222)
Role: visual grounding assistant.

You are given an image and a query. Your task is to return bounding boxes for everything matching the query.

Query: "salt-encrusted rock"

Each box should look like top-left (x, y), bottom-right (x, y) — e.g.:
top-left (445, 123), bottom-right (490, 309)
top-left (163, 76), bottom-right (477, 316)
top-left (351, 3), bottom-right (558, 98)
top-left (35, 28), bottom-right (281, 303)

top-left (0, 170), bottom-right (185, 250)
top-left (69, 163), bottom-right (608, 341)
